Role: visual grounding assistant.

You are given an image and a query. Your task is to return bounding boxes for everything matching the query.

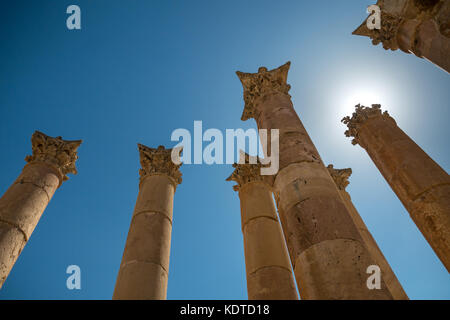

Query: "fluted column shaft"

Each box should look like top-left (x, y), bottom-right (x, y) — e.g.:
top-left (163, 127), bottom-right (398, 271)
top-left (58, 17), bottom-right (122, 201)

top-left (113, 145), bottom-right (182, 300)
top-left (343, 104), bottom-right (450, 271)
top-left (236, 63), bottom-right (393, 299)
top-left (0, 131), bottom-right (81, 288)
top-left (227, 158), bottom-right (298, 300)
top-left (328, 165), bottom-right (408, 300)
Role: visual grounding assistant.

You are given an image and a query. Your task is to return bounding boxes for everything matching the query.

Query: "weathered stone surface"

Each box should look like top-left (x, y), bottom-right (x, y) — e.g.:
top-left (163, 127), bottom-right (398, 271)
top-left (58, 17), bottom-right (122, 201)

top-left (237, 63), bottom-right (392, 299)
top-left (238, 182), bottom-right (278, 227)
top-left (113, 261), bottom-right (168, 300)
top-left (328, 164), bottom-right (409, 300)
top-left (228, 156), bottom-right (298, 300)
top-left (236, 62), bottom-right (291, 121)
top-left (326, 165), bottom-right (352, 190)
top-left (343, 104), bottom-right (450, 271)
top-left (0, 164), bottom-right (60, 239)
top-left (226, 153), bottom-right (272, 190)
top-left (251, 92), bottom-right (322, 168)
top-left (25, 131), bottom-right (82, 183)
top-left (342, 104), bottom-right (396, 146)
top-left (275, 163), bottom-right (363, 259)
top-left (243, 216), bottom-right (292, 274)
top-left (0, 223), bottom-right (25, 286)
top-left (0, 131), bottom-right (81, 288)
top-left (409, 184), bottom-right (450, 267)
top-left (353, 0), bottom-right (450, 73)
top-left (138, 144), bottom-right (182, 186)
top-left (134, 175), bottom-right (175, 220)
top-left (247, 266), bottom-right (298, 300)
top-left (113, 144), bottom-right (182, 300)
top-left (121, 211), bottom-right (172, 272)
top-left (295, 239), bottom-right (392, 300)
top-left (413, 18), bottom-right (450, 72)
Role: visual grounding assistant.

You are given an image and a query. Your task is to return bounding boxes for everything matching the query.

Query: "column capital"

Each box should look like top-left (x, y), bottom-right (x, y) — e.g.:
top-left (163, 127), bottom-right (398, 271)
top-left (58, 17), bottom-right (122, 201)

top-left (327, 164), bottom-right (352, 191)
top-left (341, 104), bottom-right (396, 145)
top-left (236, 62), bottom-right (291, 121)
top-left (25, 131), bottom-right (82, 182)
top-left (353, 11), bottom-right (403, 51)
top-left (138, 144), bottom-right (182, 186)
top-left (353, 0), bottom-right (444, 53)
top-left (226, 153), bottom-right (272, 191)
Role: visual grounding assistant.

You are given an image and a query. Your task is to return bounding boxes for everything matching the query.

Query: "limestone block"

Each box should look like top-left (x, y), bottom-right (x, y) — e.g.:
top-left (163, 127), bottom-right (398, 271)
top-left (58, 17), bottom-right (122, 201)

top-left (114, 261), bottom-right (168, 300)
top-left (134, 175), bottom-right (175, 220)
top-left (247, 266), bottom-right (298, 300)
top-left (243, 217), bottom-right (292, 274)
top-left (410, 184), bottom-right (450, 268)
top-left (0, 165), bottom-right (59, 239)
top-left (239, 182), bottom-right (277, 226)
top-left (121, 211), bottom-right (172, 272)
top-left (0, 223), bottom-right (26, 286)
top-left (295, 239), bottom-right (392, 300)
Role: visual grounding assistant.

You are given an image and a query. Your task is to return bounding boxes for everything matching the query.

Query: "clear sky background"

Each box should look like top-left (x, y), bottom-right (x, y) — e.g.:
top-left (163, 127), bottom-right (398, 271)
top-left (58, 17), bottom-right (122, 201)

top-left (0, 0), bottom-right (449, 299)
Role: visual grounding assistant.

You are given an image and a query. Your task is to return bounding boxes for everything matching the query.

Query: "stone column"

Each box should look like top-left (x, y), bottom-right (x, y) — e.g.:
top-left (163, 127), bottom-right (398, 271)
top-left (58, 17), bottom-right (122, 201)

top-left (327, 164), bottom-right (408, 300)
top-left (113, 145), bottom-right (182, 300)
top-left (0, 131), bottom-right (82, 288)
top-left (353, 0), bottom-right (450, 73)
top-left (342, 104), bottom-right (450, 271)
top-left (236, 63), bottom-right (392, 299)
top-left (227, 154), bottom-right (298, 300)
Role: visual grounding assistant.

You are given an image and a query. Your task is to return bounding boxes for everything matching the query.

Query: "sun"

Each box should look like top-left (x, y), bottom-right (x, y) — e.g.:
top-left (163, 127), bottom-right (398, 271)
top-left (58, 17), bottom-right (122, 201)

top-left (339, 87), bottom-right (385, 119)
top-left (324, 81), bottom-right (395, 140)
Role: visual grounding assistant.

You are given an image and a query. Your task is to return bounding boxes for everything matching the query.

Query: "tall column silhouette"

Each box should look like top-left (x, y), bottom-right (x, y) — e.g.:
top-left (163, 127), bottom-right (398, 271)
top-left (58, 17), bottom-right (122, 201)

top-left (327, 164), bottom-right (408, 300)
top-left (342, 104), bottom-right (450, 271)
top-left (113, 145), bottom-right (182, 300)
top-left (0, 131), bottom-right (82, 288)
top-left (227, 154), bottom-right (298, 300)
top-left (236, 62), bottom-right (392, 299)
top-left (353, 0), bottom-right (450, 73)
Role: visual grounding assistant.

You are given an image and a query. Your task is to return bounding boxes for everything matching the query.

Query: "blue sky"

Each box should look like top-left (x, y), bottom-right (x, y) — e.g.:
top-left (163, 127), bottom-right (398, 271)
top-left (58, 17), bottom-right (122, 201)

top-left (0, 0), bottom-right (449, 299)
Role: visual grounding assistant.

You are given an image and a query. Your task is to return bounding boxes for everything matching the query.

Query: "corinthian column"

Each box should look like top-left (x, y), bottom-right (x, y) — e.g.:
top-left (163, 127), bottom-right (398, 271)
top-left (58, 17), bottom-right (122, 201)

top-left (236, 63), bottom-right (392, 299)
top-left (227, 154), bottom-right (298, 300)
top-left (353, 0), bottom-right (450, 73)
top-left (342, 104), bottom-right (450, 271)
top-left (327, 165), bottom-right (408, 300)
top-left (113, 145), bottom-right (182, 300)
top-left (0, 131), bottom-right (82, 288)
